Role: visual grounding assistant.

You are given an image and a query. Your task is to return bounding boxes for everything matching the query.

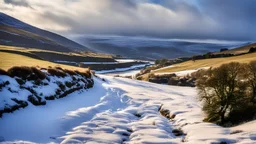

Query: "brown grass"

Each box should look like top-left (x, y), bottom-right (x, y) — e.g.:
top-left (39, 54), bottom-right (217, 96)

top-left (0, 51), bottom-right (88, 72)
top-left (0, 45), bottom-right (113, 58)
top-left (47, 68), bottom-right (67, 77)
top-left (7, 66), bottom-right (46, 80)
top-left (214, 43), bottom-right (256, 55)
top-left (154, 52), bottom-right (256, 74)
top-left (139, 52), bottom-right (256, 80)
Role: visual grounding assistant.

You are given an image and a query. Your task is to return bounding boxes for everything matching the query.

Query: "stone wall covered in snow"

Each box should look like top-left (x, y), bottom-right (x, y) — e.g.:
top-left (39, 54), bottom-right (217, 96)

top-left (0, 66), bottom-right (93, 117)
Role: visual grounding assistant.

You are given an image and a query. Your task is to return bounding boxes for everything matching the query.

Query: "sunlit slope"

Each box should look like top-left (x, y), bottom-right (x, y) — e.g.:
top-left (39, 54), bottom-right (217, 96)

top-left (0, 51), bottom-right (88, 71)
top-left (154, 52), bottom-right (256, 74)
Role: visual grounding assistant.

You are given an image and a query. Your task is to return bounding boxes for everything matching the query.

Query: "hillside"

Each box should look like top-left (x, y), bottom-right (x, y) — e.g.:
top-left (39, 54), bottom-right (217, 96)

top-left (76, 35), bottom-right (248, 60)
top-left (0, 12), bottom-right (91, 52)
top-left (0, 45), bottom-right (118, 70)
top-left (0, 47), bottom-right (92, 71)
top-left (214, 42), bottom-right (256, 55)
top-left (138, 52), bottom-right (256, 80)
top-left (0, 51), bottom-right (90, 71)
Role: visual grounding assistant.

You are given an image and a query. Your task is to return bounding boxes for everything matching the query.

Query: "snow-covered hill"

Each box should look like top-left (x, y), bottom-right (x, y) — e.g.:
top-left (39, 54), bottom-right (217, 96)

top-left (75, 35), bottom-right (249, 60)
top-left (1, 75), bottom-right (256, 143)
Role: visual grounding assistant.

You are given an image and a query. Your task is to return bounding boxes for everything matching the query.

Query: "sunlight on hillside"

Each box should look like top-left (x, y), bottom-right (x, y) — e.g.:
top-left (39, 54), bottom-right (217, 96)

top-left (154, 52), bottom-right (256, 73)
top-left (0, 52), bottom-right (87, 71)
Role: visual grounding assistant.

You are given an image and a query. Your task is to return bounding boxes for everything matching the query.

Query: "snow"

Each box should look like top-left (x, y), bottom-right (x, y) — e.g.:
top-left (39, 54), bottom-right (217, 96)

top-left (0, 77), bottom-right (105, 143)
top-left (95, 63), bottom-right (150, 74)
top-left (154, 67), bottom-right (209, 76)
top-left (0, 76), bottom-right (30, 109)
top-left (115, 59), bottom-right (154, 64)
top-left (55, 59), bottom-right (153, 65)
top-left (54, 61), bottom-right (78, 64)
top-left (82, 62), bottom-right (118, 64)
top-left (115, 59), bottom-right (138, 63)
top-left (105, 69), bottom-right (141, 77)
top-left (1, 75), bottom-right (256, 143)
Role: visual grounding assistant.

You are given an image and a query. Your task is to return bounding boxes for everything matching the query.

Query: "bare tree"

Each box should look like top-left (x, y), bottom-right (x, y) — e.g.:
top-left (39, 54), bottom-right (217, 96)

top-left (196, 62), bottom-right (245, 124)
top-left (245, 61), bottom-right (256, 102)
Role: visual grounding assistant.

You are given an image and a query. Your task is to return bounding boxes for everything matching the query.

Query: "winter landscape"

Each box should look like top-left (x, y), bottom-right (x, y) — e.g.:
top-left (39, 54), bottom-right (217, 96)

top-left (1, 0), bottom-right (256, 144)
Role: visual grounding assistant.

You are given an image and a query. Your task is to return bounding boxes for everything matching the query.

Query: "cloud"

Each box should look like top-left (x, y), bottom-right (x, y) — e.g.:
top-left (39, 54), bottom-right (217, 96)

top-left (0, 0), bottom-right (256, 41)
top-left (3, 0), bottom-right (31, 7)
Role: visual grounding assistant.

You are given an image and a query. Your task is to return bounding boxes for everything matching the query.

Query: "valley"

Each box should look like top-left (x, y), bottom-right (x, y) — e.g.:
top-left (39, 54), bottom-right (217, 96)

top-left (1, 2), bottom-right (256, 143)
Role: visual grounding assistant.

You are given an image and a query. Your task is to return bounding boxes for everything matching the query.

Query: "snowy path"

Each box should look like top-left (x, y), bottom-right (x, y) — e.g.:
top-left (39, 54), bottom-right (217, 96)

top-left (1, 76), bottom-right (256, 143)
top-left (0, 78), bottom-right (106, 143)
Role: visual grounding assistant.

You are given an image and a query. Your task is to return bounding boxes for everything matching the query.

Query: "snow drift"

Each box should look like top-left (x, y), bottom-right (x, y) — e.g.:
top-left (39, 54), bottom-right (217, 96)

top-left (1, 74), bottom-right (256, 143)
top-left (0, 67), bottom-right (93, 117)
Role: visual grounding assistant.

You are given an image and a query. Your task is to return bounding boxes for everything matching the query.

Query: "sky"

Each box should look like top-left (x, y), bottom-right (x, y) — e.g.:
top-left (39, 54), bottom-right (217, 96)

top-left (1, 0), bottom-right (256, 41)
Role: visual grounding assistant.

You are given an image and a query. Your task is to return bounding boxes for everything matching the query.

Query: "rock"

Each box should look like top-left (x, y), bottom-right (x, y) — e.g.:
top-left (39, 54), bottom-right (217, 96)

top-left (149, 78), bottom-right (168, 84)
top-left (172, 129), bottom-right (184, 136)
top-left (168, 77), bottom-right (179, 85)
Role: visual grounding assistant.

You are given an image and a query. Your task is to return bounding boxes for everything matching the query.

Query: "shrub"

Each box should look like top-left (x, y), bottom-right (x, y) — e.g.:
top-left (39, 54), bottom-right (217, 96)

top-left (227, 102), bottom-right (256, 125)
top-left (8, 66), bottom-right (33, 80)
top-left (58, 83), bottom-right (66, 91)
top-left (7, 66), bottom-right (46, 81)
top-left (196, 62), bottom-right (248, 124)
top-left (47, 68), bottom-right (67, 77)
top-left (72, 76), bottom-right (77, 81)
top-left (75, 70), bottom-right (91, 78)
top-left (86, 79), bottom-right (94, 88)
top-left (31, 67), bottom-right (46, 80)
top-left (58, 86), bottom-right (83, 98)
top-left (155, 59), bottom-right (160, 65)
top-left (0, 81), bottom-right (10, 90)
top-left (28, 95), bottom-right (46, 106)
top-left (65, 81), bottom-right (73, 88)
top-left (34, 79), bottom-right (42, 85)
top-left (64, 69), bottom-right (76, 75)
top-left (55, 66), bottom-right (63, 70)
top-left (244, 61), bottom-right (256, 102)
top-left (15, 78), bottom-right (25, 85)
top-left (0, 68), bottom-right (8, 76)
top-left (220, 48), bottom-right (228, 52)
top-left (55, 89), bottom-right (61, 95)
top-left (249, 47), bottom-right (256, 53)
top-left (45, 96), bottom-right (55, 100)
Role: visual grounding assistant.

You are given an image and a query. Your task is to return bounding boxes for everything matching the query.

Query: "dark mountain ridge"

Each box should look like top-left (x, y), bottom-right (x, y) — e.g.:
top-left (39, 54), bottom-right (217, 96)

top-left (0, 12), bottom-right (91, 52)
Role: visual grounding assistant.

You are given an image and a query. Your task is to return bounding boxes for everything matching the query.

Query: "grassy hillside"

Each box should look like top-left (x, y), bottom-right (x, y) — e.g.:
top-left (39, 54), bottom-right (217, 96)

top-left (0, 51), bottom-right (88, 71)
top-left (154, 52), bottom-right (256, 74)
top-left (0, 24), bottom-right (73, 52)
top-left (0, 45), bottom-right (112, 58)
top-left (214, 42), bottom-right (256, 55)
top-left (0, 12), bottom-right (91, 51)
top-left (0, 45), bottom-right (115, 63)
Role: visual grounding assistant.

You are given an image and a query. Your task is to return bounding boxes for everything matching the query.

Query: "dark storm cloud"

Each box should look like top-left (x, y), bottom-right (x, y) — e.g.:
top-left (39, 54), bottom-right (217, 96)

top-left (1, 0), bottom-right (256, 41)
top-left (196, 0), bottom-right (256, 40)
top-left (3, 0), bottom-right (31, 7)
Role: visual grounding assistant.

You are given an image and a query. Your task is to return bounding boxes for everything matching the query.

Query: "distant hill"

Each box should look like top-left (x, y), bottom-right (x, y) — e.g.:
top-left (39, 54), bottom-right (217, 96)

top-left (214, 42), bottom-right (256, 55)
top-left (0, 12), bottom-right (91, 52)
top-left (76, 35), bottom-right (249, 60)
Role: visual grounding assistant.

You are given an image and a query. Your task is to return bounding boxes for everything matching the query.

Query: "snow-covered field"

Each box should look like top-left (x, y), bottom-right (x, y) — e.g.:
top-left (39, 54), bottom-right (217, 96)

top-left (95, 63), bottom-right (150, 74)
top-left (105, 69), bottom-right (141, 77)
top-left (1, 75), bottom-right (256, 143)
top-left (154, 67), bottom-right (209, 76)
